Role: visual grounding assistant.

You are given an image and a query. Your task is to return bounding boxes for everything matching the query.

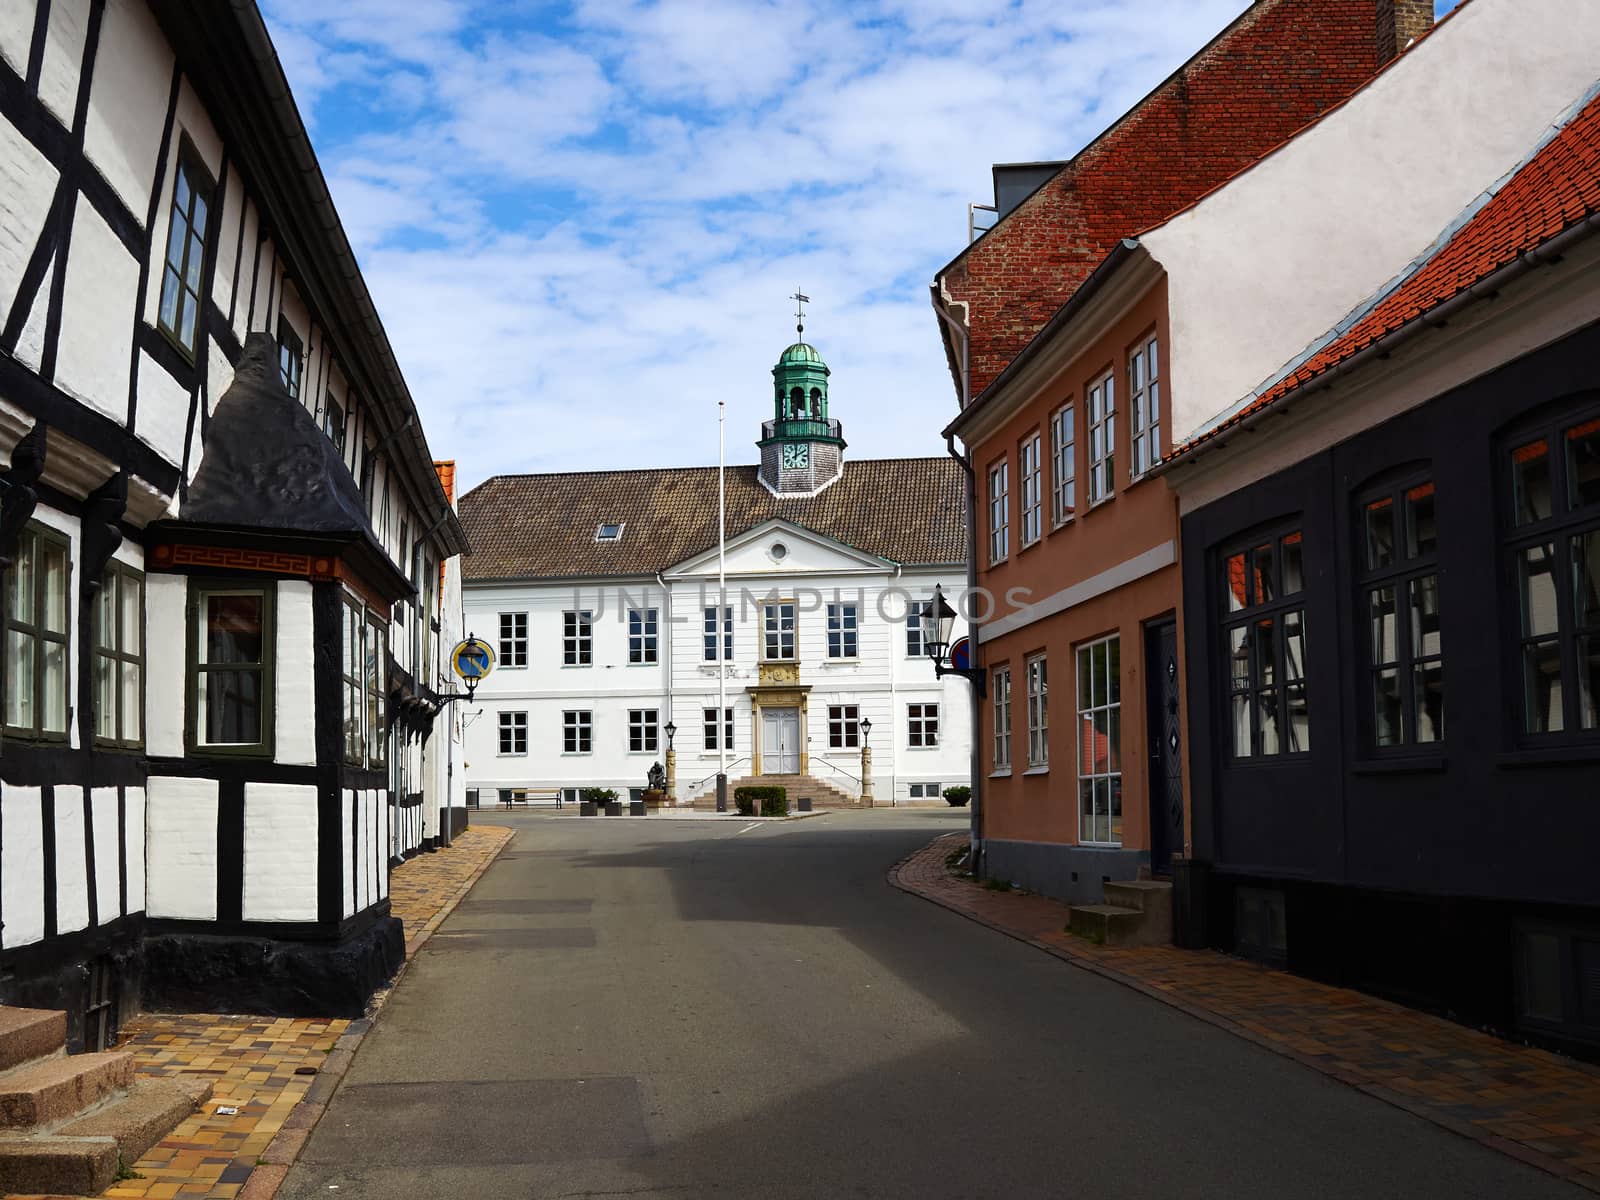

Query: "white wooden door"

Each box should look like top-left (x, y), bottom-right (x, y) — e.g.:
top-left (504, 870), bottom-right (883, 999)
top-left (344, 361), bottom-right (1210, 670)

top-left (761, 708), bottom-right (800, 774)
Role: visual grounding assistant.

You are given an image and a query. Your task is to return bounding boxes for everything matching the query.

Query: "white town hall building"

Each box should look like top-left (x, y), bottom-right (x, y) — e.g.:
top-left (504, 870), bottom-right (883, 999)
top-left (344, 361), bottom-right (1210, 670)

top-left (459, 338), bottom-right (974, 809)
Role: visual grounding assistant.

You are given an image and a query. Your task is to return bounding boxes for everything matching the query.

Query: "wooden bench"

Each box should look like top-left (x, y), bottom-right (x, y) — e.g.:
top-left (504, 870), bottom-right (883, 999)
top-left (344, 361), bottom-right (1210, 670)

top-left (500, 788), bottom-right (564, 809)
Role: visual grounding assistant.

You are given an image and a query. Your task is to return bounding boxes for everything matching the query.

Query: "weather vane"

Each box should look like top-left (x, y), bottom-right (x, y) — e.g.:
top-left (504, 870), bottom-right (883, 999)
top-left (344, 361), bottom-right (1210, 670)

top-left (790, 288), bottom-right (810, 338)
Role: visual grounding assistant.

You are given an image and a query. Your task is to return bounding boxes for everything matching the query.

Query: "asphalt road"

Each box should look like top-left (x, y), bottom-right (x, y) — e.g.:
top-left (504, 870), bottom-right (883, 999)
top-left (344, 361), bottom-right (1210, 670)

top-left (280, 810), bottom-right (1580, 1199)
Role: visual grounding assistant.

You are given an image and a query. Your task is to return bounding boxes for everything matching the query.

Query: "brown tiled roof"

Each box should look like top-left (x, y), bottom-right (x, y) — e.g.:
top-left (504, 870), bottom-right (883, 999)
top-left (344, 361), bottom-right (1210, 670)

top-left (460, 457), bottom-right (967, 580)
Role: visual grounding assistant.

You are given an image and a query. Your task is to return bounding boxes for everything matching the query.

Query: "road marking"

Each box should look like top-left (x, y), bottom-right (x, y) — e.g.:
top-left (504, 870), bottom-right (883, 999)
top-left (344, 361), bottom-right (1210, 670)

top-left (732, 822), bottom-right (763, 836)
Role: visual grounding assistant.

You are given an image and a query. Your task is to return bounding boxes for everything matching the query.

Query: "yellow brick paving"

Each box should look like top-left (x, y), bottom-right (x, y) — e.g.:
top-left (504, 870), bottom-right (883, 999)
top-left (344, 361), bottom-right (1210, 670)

top-left (10, 825), bottom-right (513, 1200)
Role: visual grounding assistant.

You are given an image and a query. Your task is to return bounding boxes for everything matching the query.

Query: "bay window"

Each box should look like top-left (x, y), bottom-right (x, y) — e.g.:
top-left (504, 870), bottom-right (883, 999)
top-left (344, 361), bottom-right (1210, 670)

top-left (191, 586), bottom-right (272, 754)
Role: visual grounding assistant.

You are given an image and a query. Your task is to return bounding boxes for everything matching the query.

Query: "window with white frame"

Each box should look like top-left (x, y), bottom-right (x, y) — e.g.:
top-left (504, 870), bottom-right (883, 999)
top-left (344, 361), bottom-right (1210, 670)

top-left (1129, 337), bottom-right (1161, 477)
top-left (763, 601), bottom-right (796, 661)
top-left (1076, 637), bottom-right (1121, 845)
top-left (628, 708), bottom-right (658, 752)
top-left (826, 603), bottom-right (858, 658)
top-left (563, 709), bottom-right (592, 753)
top-left (629, 608), bottom-right (658, 664)
top-left (1019, 433), bottom-right (1042, 546)
top-left (828, 704), bottom-right (860, 748)
top-left (1087, 371), bottom-right (1116, 503)
top-left (498, 711), bottom-right (528, 755)
top-left (703, 706), bottom-right (734, 750)
top-left (992, 665), bottom-right (1012, 771)
top-left (988, 460), bottom-right (1010, 562)
top-left (499, 612), bottom-right (527, 667)
top-left (1051, 404), bottom-right (1075, 525)
top-left (1026, 654), bottom-right (1048, 767)
top-left (908, 782), bottom-right (942, 798)
top-left (562, 610), bottom-right (593, 666)
top-left (907, 599), bottom-right (932, 657)
top-left (908, 702), bottom-right (939, 748)
top-left (703, 605), bottom-right (733, 661)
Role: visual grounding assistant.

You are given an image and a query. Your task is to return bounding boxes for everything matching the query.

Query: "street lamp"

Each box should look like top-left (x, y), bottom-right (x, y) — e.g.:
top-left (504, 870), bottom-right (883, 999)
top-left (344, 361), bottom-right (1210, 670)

top-left (860, 716), bottom-right (872, 745)
top-left (920, 585), bottom-right (985, 694)
top-left (664, 720), bottom-right (676, 750)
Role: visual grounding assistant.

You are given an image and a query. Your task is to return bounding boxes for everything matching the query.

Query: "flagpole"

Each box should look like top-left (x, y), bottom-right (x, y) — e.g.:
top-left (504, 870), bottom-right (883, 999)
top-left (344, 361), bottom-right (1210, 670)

top-left (717, 398), bottom-right (728, 811)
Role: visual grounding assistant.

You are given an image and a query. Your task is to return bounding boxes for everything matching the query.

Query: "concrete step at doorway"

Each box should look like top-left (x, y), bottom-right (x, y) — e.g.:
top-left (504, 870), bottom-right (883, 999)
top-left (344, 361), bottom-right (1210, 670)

top-left (690, 774), bottom-right (862, 811)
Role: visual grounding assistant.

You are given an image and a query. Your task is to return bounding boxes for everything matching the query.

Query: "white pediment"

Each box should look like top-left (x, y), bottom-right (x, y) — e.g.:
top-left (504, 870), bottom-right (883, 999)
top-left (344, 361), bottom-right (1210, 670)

top-left (664, 518), bottom-right (892, 580)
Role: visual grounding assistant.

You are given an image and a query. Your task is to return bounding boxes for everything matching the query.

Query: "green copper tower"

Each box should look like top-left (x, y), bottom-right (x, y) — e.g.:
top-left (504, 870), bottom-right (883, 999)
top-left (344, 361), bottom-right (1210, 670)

top-left (757, 293), bottom-right (846, 495)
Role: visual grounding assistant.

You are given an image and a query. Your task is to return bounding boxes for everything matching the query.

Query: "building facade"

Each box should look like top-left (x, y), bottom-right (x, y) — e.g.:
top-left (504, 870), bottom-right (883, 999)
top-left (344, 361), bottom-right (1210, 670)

top-left (0, 0), bottom-right (466, 1045)
top-left (460, 340), bottom-right (973, 808)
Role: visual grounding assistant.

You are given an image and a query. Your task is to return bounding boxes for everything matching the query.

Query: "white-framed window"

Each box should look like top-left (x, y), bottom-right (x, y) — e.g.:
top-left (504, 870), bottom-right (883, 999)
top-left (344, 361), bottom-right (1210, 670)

top-left (1051, 404), bottom-right (1075, 525)
top-left (826, 603), bottom-right (858, 658)
top-left (908, 702), bottom-right (939, 748)
top-left (1087, 371), bottom-right (1116, 503)
top-left (498, 711), bottom-right (528, 755)
top-left (562, 610), bottom-right (592, 666)
top-left (909, 782), bottom-right (943, 798)
top-left (1026, 654), bottom-right (1048, 767)
top-left (1019, 432), bottom-right (1042, 546)
top-left (988, 459), bottom-right (1010, 562)
top-left (499, 612), bottom-right (527, 668)
top-left (703, 706), bottom-right (734, 750)
top-left (628, 607), bottom-right (658, 664)
top-left (1076, 636), bottom-right (1121, 845)
top-left (563, 709), bottom-right (592, 753)
top-left (992, 665), bottom-right (1012, 771)
top-left (763, 601), bottom-right (797, 661)
top-left (703, 605), bottom-right (733, 661)
top-left (628, 708), bottom-right (658, 753)
top-left (828, 704), bottom-right (860, 748)
top-left (907, 599), bottom-right (932, 657)
top-left (1129, 336), bottom-right (1161, 477)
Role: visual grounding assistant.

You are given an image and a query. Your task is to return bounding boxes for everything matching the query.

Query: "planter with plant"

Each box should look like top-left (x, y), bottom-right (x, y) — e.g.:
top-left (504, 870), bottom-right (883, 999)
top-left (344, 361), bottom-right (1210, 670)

top-left (734, 785), bottom-right (788, 817)
top-left (943, 785), bottom-right (971, 808)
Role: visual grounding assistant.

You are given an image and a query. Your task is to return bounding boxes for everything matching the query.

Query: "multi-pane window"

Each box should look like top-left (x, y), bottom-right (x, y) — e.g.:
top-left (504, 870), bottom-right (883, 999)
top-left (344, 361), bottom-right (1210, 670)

top-left (908, 703), bottom-right (939, 748)
top-left (828, 704), bottom-right (860, 749)
top-left (94, 565), bottom-right (143, 748)
top-left (277, 316), bottom-right (304, 401)
top-left (499, 612), bottom-right (527, 667)
top-left (629, 709), bottom-right (658, 752)
top-left (1508, 411), bottom-right (1600, 735)
top-left (157, 153), bottom-right (210, 356)
top-left (562, 610), bottom-right (593, 666)
top-left (3, 526), bottom-right (69, 740)
top-left (763, 601), bottom-right (796, 661)
top-left (498, 711), bottom-right (528, 755)
top-left (366, 614), bottom-right (387, 766)
top-left (1076, 636), bottom-right (1121, 845)
top-left (324, 398), bottom-right (345, 454)
top-left (1129, 337), bottom-right (1161, 477)
top-left (826, 603), bottom-right (858, 658)
top-left (1360, 479), bottom-right (1443, 748)
top-left (703, 706), bottom-right (734, 750)
top-left (629, 608), bottom-right (659, 664)
top-left (193, 587), bottom-right (272, 752)
top-left (703, 605), bottom-right (733, 661)
top-left (1051, 405), bottom-right (1075, 525)
top-left (1222, 530), bottom-right (1310, 757)
top-left (1087, 372), bottom-right (1116, 503)
top-left (908, 783), bottom-right (942, 799)
top-left (563, 710), bottom-right (592, 753)
top-left (1026, 654), bottom-right (1049, 767)
top-left (342, 600), bottom-right (365, 765)
top-left (1019, 433), bottom-right (1042, 546)
top-left (907, 600), bottom-right (932, 657)
top-left (988, 460), bottom-right (1010, 562)
top-left (992, 666), bottom-right (1012, 770)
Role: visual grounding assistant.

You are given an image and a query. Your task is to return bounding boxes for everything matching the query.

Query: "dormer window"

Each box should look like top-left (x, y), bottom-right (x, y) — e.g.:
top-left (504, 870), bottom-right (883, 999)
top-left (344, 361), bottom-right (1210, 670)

top-left (595, 523), bottom-right (624, 543)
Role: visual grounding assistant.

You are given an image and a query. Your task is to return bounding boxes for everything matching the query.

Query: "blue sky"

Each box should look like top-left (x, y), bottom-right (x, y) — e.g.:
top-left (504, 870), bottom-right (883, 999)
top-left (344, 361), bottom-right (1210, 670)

top-left (260, 0), bottom-right (1462, 488)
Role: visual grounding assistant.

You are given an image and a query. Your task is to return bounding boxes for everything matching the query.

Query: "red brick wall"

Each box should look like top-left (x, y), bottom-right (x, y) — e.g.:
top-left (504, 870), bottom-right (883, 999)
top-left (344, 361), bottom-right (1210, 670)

top-left (941, 0), bottom-right (1429, 401)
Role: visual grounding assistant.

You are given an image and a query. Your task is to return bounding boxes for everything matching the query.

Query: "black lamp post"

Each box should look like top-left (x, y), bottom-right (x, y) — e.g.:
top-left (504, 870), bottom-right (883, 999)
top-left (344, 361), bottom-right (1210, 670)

top-left (920, 585), bottom-right (985, 695)
top-left (664, 720), bottom-right (676, 750)
top-left (860, 716), bottom-right (872, 746)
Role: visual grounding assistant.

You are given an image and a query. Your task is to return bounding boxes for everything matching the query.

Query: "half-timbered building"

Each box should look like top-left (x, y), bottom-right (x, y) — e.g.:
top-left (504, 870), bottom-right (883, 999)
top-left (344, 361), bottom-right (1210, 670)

top-left (0, 0), bottom-right (467, 1045)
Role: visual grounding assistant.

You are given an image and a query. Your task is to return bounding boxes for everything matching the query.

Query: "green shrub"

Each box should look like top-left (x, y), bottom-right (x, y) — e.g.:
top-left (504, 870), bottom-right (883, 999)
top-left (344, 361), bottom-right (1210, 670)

top-left (734, 785), bottom-right (787, 817)
top-left (943, 786), bottom-right (971, 808)
top-left (581, 787), bottom-right (618, 805)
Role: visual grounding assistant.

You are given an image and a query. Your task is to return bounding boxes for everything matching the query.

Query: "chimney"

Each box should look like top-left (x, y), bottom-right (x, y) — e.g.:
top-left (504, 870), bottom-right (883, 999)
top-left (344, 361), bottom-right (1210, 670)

top-left (1376, 0), bottom-right (1436, 64)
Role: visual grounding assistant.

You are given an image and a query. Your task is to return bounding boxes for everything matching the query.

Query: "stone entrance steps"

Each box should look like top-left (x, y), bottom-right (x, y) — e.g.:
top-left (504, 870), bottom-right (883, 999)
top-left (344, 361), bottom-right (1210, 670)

top-left (1067, 879), bottom-right (1173, 947)
top-left (0, 1006), bottom-right (211, 1195)
top-left (690, 774), bottom-right (862, 810)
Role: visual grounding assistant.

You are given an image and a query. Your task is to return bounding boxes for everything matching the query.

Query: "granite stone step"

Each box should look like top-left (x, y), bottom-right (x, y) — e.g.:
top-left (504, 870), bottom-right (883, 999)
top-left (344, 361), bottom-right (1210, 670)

top-left (62, 1074), bottom-right (214, 1164)
top-left (0, 1007), bottom-right (67, 1075)
top-left (0, 1132), bottom-right (119, 1196)
top-left (0, 1051), bottom-right (135, 1128)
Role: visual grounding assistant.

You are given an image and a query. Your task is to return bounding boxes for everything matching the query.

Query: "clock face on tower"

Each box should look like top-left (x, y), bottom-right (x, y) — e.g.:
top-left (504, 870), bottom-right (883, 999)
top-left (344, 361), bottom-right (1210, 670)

top-left (781, 443), bottom-right (810, 470)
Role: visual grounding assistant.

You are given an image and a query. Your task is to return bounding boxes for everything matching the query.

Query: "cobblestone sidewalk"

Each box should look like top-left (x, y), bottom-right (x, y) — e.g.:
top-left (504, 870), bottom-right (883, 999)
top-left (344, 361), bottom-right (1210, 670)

top-left (892, 833), bottom-right (1600, 1195)
top-left (12, 824), bottom-right (513, 1200)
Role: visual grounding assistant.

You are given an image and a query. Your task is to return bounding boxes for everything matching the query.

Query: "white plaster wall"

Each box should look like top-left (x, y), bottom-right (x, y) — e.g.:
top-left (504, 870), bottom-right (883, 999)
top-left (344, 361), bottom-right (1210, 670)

top-left (250, 246), bottom-right (274, 336)
top-left (138, 81), bottom-right (226, 324)
top-left (91, 787), bottom-right (120, 922)
top-left (55, 195), bottom-right (138, 424)
top-left (0, 123), bottom-right (60, 334)
top-left (145, 776), bottom-right (218, 920)
top-left (82, 0), bottom-right (173, 225)
top-left (173, 78), bottom-right (222, 180)
top-left (1145, 0), bottom-right (1600, 443)
top-left (0, 3), bottom-right (33, 75)
top-left (376, 792), bottom-right (387, 898)
top-left (145, 572), bottom-right (187, 757)
top-left (354, 789), bottom-right (369, 911)
top-left (125, 786), bottom-right (146, 915)
top-left (13, 256), bottom-right (53, 372)
top-left (211, 164), bottom-right (242, 314)
top-left (232, 205), bottom-right (258, 341)
top-left (242, 782), bottom-right (318, 922)
top-left (1, 786), bottom-right (44, 948)
top-left (134, 347), bottom-right (189, 466)
top-left (341, 789), bottom-right (355, 918)
top-left (275, 581), bottom-right (316, 766)
top-left (36, 0), bottom-right (88, 129)
top-left (207, 335), bottom-right (234, 410)
top-left (53, 785), bottom-right (88, 933)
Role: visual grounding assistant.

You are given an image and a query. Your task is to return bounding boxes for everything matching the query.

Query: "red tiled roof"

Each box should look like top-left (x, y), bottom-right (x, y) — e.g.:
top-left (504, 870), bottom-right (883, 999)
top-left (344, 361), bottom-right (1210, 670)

top-left (1174, 88), bottom-right (1600, 458)
top-left (434, 460), bottom-right (456, 506)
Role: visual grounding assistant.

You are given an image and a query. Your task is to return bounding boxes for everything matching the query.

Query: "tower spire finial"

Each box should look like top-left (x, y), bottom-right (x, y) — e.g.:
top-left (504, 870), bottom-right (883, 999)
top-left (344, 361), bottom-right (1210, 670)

top-left (790, 288), bottom-right (810, 338)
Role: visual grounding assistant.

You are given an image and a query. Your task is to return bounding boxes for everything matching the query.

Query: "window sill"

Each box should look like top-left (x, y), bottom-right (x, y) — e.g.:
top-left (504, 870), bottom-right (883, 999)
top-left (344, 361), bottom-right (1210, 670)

top-left (495, 752), bottom-right (529, 758)
top-left (905, 745), bottom-right (940, 752)
top-left (1051, 515), bottom-right (1075, 532)
top-left (989, 768), bottom-right (1012, 778)
top-left (1078, 841), bottom-right (1125, 850)
top-left (1351, 755), bottom-right (1446, 775)
top-left (822, 658), bottom-right (860, 665)
top-left (1086, 493), bottom-right (1116, 512)
top-left (1023, 765), bottom-right (1049, 776)
top-left (560, 751), bottom-right (594, 757)
top-left (1018, 537), bottom-right (1043, 555)
top-left (1496, 743), bottom-right (1600, 768)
